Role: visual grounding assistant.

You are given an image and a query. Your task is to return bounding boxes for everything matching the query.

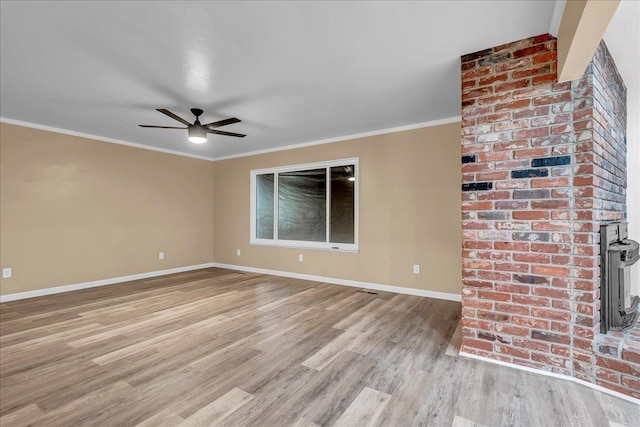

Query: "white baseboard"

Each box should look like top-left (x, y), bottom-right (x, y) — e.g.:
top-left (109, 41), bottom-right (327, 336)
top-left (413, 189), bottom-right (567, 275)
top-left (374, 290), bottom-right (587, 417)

top-left (0, 263), bottom-right (216, 303)
top-left (460, 352), bottom-right (640, 405)
top-left (211, 262), bottom-right (462, 302)
top-left (0, 261), bottom-right (462, 304)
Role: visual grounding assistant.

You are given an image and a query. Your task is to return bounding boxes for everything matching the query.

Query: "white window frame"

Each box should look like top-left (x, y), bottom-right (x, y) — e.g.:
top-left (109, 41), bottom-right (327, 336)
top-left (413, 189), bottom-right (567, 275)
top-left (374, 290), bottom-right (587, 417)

top-left (250, 157), bottom-right (359, 253)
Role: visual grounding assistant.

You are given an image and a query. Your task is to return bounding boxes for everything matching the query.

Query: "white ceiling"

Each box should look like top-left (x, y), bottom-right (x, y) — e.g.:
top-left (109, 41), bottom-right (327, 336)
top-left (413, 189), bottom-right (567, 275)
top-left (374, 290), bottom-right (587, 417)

top-left (0, 1), bottom-right (633, 161)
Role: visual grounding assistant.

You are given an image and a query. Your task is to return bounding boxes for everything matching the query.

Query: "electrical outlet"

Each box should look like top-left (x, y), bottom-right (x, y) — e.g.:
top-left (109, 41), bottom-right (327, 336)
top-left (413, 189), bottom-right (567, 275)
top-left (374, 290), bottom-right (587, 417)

top-left (2, 268), bottom-right (12, 278)
top-left (237, 249), bottom-right (241, 256)
top-left (298, 254), bottom-right (304, 262)
top-left (159, 252), bottom-right (164, 260)
top-left (413, 264), bottom-right (420, 274)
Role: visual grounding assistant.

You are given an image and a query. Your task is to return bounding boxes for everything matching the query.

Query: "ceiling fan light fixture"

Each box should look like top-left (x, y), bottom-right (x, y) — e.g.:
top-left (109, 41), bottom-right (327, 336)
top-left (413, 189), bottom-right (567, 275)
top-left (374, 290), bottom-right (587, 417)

top-left (139, 108), bottom-right (245, 142)
top-left (188, 125), bottom-right (207, 144)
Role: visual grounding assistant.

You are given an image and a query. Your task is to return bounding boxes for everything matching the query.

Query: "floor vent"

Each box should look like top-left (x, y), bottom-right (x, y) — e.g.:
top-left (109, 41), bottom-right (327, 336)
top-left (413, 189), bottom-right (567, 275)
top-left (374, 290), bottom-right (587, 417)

top-left (356, 289), bottom-right (378, 295)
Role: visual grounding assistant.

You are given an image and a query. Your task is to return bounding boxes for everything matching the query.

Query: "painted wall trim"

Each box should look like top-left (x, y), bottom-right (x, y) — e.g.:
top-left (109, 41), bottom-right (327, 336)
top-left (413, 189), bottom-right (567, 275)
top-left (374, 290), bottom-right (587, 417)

top-left (460, 351), bottom-right (640, 405)
top-left (0, 263), bottom-right (216, 303)
top-left (1, 115), bottom-right (462, 163)
top-left (557, 0), bottom-right (620, 82)
top-left (211, 262), bottom-right (462, 302)
top-left (0, 117), bottom-right (215, 161)
top-left (211, 116), bottom-right (462, 161)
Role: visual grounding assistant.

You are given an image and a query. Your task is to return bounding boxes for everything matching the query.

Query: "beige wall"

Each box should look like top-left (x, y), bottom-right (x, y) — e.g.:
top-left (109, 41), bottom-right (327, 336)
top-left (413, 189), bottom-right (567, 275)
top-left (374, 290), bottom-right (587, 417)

top-left (213, 123), bottom-right (462, 295)
top-left (0, 123), bottom-right (214, 295)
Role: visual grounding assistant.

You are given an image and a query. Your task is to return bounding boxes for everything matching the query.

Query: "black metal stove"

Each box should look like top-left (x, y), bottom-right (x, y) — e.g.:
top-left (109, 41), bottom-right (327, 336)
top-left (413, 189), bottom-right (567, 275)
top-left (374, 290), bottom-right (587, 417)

top-left (600, 222), bottom-right (639, 333)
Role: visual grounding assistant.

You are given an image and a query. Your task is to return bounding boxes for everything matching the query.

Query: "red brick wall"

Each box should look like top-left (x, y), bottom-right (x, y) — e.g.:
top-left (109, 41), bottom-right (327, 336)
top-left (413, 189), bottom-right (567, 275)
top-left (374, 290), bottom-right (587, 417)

top-left (460, 34), bottom-right (639, 399)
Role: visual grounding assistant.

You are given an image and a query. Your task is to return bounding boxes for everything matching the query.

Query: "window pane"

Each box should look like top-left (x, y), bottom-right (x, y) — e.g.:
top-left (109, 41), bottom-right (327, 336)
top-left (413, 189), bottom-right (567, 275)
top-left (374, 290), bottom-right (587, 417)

top-left (278, 168), bottom-right (326, 242)
top-left (330, 165), bottom-right (355, 244)
top-left (256, 174), bottom-right (274, 239)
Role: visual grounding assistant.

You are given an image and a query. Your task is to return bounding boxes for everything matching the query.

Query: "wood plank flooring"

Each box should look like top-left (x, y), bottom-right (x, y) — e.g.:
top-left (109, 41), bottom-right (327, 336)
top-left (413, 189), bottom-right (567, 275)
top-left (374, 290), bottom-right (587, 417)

top-left (0, 268), bottom-right (638, 426)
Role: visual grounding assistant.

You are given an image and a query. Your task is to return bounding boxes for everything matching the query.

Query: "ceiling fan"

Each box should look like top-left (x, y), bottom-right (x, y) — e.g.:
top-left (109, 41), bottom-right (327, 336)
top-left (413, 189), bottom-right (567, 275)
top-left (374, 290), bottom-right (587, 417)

top-left (139, 108), bottom-right (245, 144)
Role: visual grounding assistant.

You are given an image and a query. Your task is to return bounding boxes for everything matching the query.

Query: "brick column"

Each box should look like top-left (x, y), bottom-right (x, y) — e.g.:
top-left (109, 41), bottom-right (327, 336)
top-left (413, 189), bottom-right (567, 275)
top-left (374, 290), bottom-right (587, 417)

top-left (460, 34), bottom-right (639, 399)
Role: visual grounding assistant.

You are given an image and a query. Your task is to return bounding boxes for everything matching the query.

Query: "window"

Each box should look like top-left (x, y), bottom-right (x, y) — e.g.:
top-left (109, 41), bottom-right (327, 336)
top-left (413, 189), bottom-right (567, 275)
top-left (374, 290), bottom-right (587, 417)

top-left (251, 158), bottom-right (358, 251)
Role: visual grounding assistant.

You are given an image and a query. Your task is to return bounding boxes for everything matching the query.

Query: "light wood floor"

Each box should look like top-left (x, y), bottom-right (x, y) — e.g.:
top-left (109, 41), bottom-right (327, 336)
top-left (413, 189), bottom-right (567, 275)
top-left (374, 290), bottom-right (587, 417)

top-left (0, 268), bottom-right (638, 426)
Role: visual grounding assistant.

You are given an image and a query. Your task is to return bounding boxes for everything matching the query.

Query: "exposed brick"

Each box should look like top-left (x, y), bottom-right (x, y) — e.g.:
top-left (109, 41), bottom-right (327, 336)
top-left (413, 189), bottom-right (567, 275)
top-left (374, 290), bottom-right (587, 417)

top-left (512, 316), bottom-right (549, 330)
top-left (496, 343), bottom-right (530, 359)
top-left (513, 106), bottom-right (550, 119)
top-left (512, 64), bottom-right (551, 80)
top-left (495, 283), bottom-right (530, 295)
top-left (532, 73), bottom-right (558, 85)
top-left (495, 201), bottom-right (528, 210)
top-left (513, 274), bottom-right (549, 285)
top-left (596, 357), bottom-right (640, 377)
top-left (477, 211), bottom-right (509, 220)
top-left (495, 180), bottom-right (530, 190)
top-left (478, 311), bottom-right (510, 322)
top-left (495, 324), bottom-right (530, 337)
top-left (478, 290), bottom-right (511, 301)
top-left (513, 337), bottom-right (551, 353)
top-left (513, 253), bottom-right (550, 264)
top-left (533, 92), bottom-right (572, 106)
top-left (495, 302), bottom-right (530, 315)
top-left (532, 221), bottom-right (570, 231)
top-left (513, 127), bottom-right (550, 139)
top-left (513, 295), bottom-right (550, 307)
top-left (511, 169), bottom-right (548, 179)
top-left (513, 189), bottom-right (550, 199)
top-left (495, 99), bottom-right (531, 112)
top-left (532, 288), bottom-right (570, 299)
top-left (531, 156), bottom-right (571, 167)
top-left (479, 52), bottom-right (513, 66)
top-left (513, 211), bottom-right (549, 220)
top-left (622, 348), bottom-right (640, 364)
top-left (479, 73), bottom-right (509, 86)
top-left (493, 242), bottom-right (530, 251)
top-left (460, 35), bottom-right (632, 398)
top-left (532, 51), bottom-right (557, 64)
top-left (494, 262), bottom-right (529, 273)
top-left (621, 375), bottom-right (640, 390)
top-left (531, 330), bottom-right (570, 345)
top-left (513, 232), bottom-right (550, 242)
top-left (531, 243), bottom-right (571, 254)
top-left (462, 260), bottom-right (493, 270)
top-left (531, 177), bottom-right (569, 188)
top-left (462, 201), bottom-right (493, 210)
top-left (551, 344), bottom-right (571, 357)
top-left (477, 190), bottom-right (511, 200)
top-left (513, 148), bottom-right (550, 159)
top-left (461, 48), bottom-right (493, 63)
top-left (463, 338), bottom-right (494, 352)
top-left (531, 200), bottom-right (569, 209)
top-left (531, 353), bottom-right (569, 368)
top-left (513, 43), bottom-right (552, 59)
top-left (461, 155), bottom-right (476, 164)
top-left (531, 307), bottom-right (571, 321)
top-left (596, 367), bottom-right (620, 383)
top-left (495, 79), bottom-right (531, 92)
top-left (462, 182), bottom-right (493, 192)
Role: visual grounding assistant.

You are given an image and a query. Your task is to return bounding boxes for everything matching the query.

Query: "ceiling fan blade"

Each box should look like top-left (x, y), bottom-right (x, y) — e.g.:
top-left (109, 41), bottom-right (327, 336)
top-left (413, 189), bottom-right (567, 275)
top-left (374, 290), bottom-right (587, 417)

top-left (208, 129), bottom-right (246, 138)
top-left (139, 125), bottom-right (187, 129)
top-left (204, 117), bottom-right (241, 128)
top-left (157, 109), bottom-right (191, 126)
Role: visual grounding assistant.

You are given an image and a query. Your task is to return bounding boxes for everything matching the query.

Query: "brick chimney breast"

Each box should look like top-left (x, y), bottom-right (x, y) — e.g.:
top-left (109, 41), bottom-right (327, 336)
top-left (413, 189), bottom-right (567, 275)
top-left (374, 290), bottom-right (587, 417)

top-left (460, 34), bottom-right (638, 399)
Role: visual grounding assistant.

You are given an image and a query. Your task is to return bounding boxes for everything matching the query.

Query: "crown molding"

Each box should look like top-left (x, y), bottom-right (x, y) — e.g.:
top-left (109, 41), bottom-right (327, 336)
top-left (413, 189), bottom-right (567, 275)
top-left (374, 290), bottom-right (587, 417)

top-left (1, 115), bottom-right (462, 163)
top-left (212, 116), bottom-right (461, 161)
top-left (0, 117), bottom-right (216, 161)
